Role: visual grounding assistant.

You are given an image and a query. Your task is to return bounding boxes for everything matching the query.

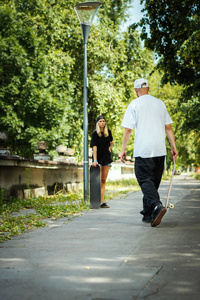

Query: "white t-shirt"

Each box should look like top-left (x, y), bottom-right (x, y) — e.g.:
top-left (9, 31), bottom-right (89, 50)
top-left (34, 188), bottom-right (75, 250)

top-left (121, 94), bottom-right (173, 158)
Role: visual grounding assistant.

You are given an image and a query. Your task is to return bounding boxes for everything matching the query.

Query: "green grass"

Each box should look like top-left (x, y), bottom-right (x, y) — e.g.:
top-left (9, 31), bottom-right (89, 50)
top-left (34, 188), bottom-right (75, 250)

top-left (1, 175), bottom-right (175, 243)
top-left (0, 179), bottom-right (139, 243)
top-left (105, 177), bottom-right (140, 200)
top-left (107, 177), bottom-right (139, 187)
top-left (0, 179), bottom-right (140, 242)
top-left (194, 173), bottom-right (200, 180)
top-left (0, 190), bottom-right (90, 243)
top-left (105, 174), bottom-right (171, 200)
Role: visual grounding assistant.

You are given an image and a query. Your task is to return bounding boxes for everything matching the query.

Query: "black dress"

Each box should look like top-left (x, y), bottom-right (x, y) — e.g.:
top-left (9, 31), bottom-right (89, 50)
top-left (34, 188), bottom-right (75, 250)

top-left (90, 129), bottom-right (113, 166)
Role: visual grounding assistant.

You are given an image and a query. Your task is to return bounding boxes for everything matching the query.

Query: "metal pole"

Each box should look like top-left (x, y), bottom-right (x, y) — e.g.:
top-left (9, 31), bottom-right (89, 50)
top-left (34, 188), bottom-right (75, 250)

top-left (74, 2), bottom-right (102, 201)
top-left (83, 41), bottom-right (88, 200)
top-left (81, 24), bottom-right (90, 201)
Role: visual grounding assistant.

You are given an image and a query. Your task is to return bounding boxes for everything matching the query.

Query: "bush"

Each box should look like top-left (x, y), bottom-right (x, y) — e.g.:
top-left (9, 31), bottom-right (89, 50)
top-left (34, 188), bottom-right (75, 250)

top-left (194, 174), bottom-right (200, 180)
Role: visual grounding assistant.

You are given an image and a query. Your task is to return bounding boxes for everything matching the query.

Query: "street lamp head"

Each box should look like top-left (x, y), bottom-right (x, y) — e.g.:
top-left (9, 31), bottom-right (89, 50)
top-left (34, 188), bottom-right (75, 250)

top-left (74, 1), bottom-right (102, 26)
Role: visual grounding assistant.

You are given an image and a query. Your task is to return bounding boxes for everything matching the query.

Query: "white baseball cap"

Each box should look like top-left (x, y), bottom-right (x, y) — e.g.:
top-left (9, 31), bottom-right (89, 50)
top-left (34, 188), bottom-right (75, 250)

top-left (134, 78), bottom-right (149, 89)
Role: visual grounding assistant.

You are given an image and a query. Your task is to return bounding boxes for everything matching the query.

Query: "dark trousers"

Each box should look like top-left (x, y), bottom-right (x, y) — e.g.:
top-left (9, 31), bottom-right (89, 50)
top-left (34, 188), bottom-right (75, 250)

top-left (135, 156), bottom-right (165, 215)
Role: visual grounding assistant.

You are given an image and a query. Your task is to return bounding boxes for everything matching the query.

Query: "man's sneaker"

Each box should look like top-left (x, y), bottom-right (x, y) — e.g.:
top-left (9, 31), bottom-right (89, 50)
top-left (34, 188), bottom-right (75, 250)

top-left (142, 215), bottom-right (152, 223)
top-left (151, 205), bottom-right (167, 227)
top-left (100, 203), bottom-right (110, 208)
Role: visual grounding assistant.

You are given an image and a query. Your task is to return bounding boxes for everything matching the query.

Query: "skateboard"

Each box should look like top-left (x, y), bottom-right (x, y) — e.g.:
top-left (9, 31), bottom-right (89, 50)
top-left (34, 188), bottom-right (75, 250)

top-left (165, 158), bottom-right (176, 210)
top-left (90, 165), bottom-right (101, 209)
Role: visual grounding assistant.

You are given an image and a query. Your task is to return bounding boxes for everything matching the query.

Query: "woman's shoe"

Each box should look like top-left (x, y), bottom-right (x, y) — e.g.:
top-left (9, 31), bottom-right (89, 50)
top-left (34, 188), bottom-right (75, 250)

top-left (100, 203), bottom-right (110, 208)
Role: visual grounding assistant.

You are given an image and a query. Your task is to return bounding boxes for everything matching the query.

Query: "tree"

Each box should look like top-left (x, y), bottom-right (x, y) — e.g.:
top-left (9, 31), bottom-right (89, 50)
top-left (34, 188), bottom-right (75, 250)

top-left (0, 0), bottom-right (155, 160)
top-left (88, 26), bottom-right (154, 156)
top-left (148, 70), bottom-right (200, 168)
top-left (0, 1), bottom-right (79, 157)
top-left (135, 0), bottom-right (200, 132)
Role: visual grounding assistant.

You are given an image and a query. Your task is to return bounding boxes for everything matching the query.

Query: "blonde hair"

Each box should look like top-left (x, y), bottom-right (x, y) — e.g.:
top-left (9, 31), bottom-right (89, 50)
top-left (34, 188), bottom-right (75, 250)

top-left (96, 121), bottom-right (109, 137)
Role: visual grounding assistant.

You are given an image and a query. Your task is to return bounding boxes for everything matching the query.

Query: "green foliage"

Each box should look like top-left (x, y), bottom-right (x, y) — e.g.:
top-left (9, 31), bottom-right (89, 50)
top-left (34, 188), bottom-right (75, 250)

top-left (194, 174), bottom-right (200, 181)
top-left (137, 0), bottom-right (200, 132)
top-left (2, 0), bottom-right (198, 168)
top-left (0, 0), bottom-right (154, 160)
top-left (88, 26), bottom-right (154, 156)
top-left (148, 70), bottom-right (200, 167)
top-left (139, 0), bottom-right (200, 84)
top-left (0, 1), bottom-right (79, 157)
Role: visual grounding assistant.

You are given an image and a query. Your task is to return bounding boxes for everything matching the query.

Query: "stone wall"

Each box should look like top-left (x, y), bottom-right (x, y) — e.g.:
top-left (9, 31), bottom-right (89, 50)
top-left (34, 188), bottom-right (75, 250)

top-left (0, 156), bottom-right (83, 199)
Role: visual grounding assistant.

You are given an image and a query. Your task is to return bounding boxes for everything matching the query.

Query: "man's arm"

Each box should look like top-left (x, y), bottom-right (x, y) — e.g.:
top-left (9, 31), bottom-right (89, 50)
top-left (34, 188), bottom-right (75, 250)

top-left (165, 124), bottom-right (178, 162)
top-left (120, 128), bottom-right (132, 163)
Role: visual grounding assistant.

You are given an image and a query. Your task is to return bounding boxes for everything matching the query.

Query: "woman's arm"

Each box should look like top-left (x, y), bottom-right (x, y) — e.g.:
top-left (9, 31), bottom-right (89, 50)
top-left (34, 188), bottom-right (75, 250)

top-left (109, 140), bottom-right (114, 152)
top-left (92, 146), bottom-right (98, 166)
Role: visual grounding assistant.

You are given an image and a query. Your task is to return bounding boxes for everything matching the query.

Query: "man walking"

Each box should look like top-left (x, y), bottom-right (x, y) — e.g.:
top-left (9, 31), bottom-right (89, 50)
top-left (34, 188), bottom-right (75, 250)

top-left (120, 78), bottom-right (178, 227)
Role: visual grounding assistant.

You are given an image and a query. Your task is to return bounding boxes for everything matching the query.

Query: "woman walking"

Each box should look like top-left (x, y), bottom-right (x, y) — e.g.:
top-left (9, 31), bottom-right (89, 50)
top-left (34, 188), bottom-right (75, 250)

top-left (90, 115), bottom-right (114, 208)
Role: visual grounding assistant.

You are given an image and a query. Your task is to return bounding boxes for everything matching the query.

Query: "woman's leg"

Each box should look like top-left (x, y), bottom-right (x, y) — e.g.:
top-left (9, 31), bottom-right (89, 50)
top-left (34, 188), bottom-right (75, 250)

top-left (100, 166), bottom-right (110, 203)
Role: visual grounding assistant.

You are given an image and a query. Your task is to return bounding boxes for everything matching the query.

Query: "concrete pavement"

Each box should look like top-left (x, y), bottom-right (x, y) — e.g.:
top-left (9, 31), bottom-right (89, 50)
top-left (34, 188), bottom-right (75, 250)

top-left (0, 174), bottom-right (200, 300)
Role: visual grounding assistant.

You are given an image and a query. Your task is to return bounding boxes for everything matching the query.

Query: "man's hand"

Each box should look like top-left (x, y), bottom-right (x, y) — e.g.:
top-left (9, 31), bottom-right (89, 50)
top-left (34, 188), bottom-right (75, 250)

top-left (120, 150), bottom-right (127, 164)
top-left (165, 124), bottom-right (178, 163)
top-left (171, 147), bottom-right (178, 163)
top-left (120, 128), bottom-right (132, 164)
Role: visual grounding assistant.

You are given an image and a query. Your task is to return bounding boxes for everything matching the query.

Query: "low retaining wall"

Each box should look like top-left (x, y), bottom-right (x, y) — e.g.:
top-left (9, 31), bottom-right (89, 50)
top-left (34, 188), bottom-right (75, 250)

top-left (0, 157), bottom-right (136, 200)
top-left (0, 156), bottom-right (83, 199)
top-left (107, 162), bottom-right (135, 181)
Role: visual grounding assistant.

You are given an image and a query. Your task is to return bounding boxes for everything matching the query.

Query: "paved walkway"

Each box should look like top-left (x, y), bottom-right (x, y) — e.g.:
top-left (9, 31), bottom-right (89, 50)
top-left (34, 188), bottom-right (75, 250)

top-left (0, 174), bottom-right (200, 300)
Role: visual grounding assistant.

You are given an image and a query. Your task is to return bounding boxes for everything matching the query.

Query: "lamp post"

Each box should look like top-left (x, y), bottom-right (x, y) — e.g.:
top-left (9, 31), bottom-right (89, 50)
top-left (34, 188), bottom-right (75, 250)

top-left (74, 2), bottom-right (102, 201)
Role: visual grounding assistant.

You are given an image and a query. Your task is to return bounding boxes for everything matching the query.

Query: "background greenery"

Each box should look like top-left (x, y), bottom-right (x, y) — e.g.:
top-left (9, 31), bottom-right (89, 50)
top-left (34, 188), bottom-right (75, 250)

top-left (0, 0), bottom-right (199, 170)
top-left (138, 0), bottom-right (200, 168)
